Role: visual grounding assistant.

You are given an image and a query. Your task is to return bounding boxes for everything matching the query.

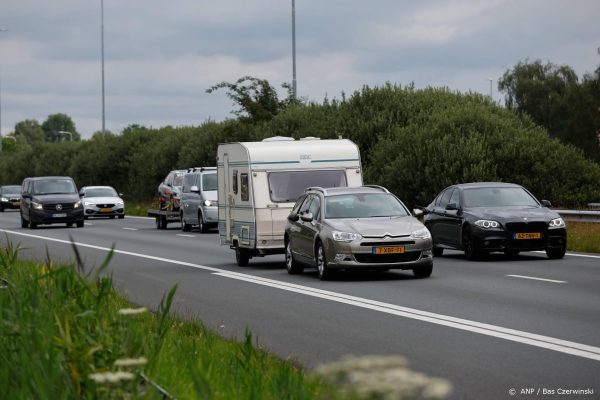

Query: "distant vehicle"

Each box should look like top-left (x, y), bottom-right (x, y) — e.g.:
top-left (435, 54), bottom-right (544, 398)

top-left (20, 176), bottom-right (84, 229)
top-left (422, 182), bottom-right (567, 260)
top-left (218, 136), bottom-right (363, 266)
top-left (180, 167), bottom-right (217, 233)
top-left (79, 185), bottom-right (125, 219)
top-left (0, 185), bottom-right (22, 211)
top-left (157, 169), bottom-right (186, 211)
top-left (285, 186), bottom-right (433, 280)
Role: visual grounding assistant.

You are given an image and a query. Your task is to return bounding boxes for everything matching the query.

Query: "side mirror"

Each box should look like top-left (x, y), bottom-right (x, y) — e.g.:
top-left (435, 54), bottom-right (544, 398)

top-left (190, 185), bottom-right (200, 193)
top-left (446, 203), bottom-right (458, 211)
top-left (300, 212), bottom-right (314, 222)
top-left (413, 209), bottom-right (424, 217)
top-left (287, 212), bottom-right (299, 222)
top-left (541, 199), bottom-right (552, 207)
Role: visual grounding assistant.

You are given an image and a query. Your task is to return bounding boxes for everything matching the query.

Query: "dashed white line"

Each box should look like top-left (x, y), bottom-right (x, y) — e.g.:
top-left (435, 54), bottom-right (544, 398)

top-left (122, 227), bottom-right (138, 231)
top-left (176, 234), bottom-right (195, 238)
top-left (507, 274), bottom-right (567, 284)
top-left (1, 228), bottom-right (600, 363)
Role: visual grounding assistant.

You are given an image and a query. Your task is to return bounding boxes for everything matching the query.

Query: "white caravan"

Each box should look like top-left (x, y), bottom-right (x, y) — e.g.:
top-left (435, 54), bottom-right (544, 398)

top-left (217, 137), bottom-right (363, 266)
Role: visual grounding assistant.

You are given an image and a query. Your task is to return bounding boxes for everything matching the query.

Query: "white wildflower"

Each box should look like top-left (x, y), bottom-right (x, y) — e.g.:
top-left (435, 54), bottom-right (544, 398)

top-left (118, 307), bottom-right (147, 315)
top-left (114, 357), bottom-right (148, 367)
top-left (88, 371), bottom-right (135, 384)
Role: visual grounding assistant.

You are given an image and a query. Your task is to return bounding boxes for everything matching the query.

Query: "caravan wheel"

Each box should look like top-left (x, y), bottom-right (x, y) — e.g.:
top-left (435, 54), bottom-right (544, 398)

top-left (235, 245), bottom-right (250, 267)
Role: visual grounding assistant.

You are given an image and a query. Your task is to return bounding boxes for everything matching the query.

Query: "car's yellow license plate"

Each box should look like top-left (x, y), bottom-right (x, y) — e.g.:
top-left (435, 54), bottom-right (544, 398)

top-left (373, 246), bottom-right (405, 254)
top-left (100, 208), bottom-right (112, 213)
top-left (514, 232), bottom-right (541, 240)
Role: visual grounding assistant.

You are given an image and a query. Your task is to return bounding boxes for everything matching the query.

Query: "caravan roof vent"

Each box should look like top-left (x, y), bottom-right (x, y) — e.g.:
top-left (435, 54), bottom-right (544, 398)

top-left (262, 136), bottom-right (295, 142)
top-left (299, 136), bottom-right (321, 141)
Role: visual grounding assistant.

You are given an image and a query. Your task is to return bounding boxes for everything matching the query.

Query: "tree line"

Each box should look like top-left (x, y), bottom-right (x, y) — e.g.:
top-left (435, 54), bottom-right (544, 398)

top-left (1, 60), bottom-right (599, 208)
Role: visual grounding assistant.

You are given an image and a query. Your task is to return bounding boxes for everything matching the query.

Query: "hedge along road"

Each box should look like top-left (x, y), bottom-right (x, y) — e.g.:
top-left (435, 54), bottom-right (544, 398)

top-left (1, 211), bottom-right (599, 399)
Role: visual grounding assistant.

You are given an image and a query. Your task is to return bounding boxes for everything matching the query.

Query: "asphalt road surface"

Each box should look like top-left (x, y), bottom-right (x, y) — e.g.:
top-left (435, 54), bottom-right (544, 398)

top-left (1, 210), bottom-right (599, 399)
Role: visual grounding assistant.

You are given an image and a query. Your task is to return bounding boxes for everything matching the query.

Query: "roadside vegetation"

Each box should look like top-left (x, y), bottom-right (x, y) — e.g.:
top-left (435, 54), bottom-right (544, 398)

top-left (566, 221), bottom-right (600, 253)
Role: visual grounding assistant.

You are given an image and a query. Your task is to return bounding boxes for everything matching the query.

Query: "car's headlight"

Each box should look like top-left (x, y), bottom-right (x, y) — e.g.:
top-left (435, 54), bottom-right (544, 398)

top-left (32, 201), bottom-right (43, 210)
top-left (475, 220), bottom-right (501, 229)
top-left (204, 200), bottom-right (213, 207)
top-left (332, 231), bottom-right (362, 242)
top-left (84, 201), bottom-right (94, 206)
top-left (548, 217), bottom-right (565, 229)
top-left (74, 201), bottom-right (82, 209)
top-left (0, 197), bottom-right (7, 202)
top-left (411, 227), bottom-right (431, 239)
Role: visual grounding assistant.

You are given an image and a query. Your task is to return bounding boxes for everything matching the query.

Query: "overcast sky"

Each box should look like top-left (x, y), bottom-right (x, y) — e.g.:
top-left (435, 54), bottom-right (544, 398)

top-left (1, 0), bottom-right (599, 138)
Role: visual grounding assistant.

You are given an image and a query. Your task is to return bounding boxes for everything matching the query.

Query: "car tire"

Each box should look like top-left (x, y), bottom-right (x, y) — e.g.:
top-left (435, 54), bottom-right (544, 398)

top-left (505, 249), bottom-right (520, 258)
top-left (463, 227), bottom-right (481, 261)
top-left (76, 221), bottom-right (84, 228)
top-left (181, 212), bottom-right (191, 232)
top-left (118, 215), bottom-right (125, 219)
top-left (285, 239), bottom-right (304, 275)
top-left (546, 247), bottom-right (566, 259)
top-left (66, 222), bottom-right (73, 228)
top-left (156, 216), bottom-right (167, 230)
top-left (413, 264), bottom-right (433, 278)
top-left (432, 246), bottom-right (444, 257)
top-left (109, 215), bottom-right (115, 219)
top-left (84, 216), bottom-right (89, 220)
top-left (0, 206), bottom-right (4, 212)
top-left (21, 213), bottom-right (28, 228)
top-left (235, 244), bottom-right (249, 267)
top-left (316, 242), bottom-right (331, 281)
top-left (198, 211), bottom-right (208, 233)
top-left (30, 220), bottom-right (37, 229)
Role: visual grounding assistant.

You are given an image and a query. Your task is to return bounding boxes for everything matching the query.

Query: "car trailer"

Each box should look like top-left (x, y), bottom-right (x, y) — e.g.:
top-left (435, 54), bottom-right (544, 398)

top-left (147, 208), bottom-right (180, 229)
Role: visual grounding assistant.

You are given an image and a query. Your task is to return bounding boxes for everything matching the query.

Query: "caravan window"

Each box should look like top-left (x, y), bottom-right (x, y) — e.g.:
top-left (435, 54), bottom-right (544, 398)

top-left (268, 170), bottom-right (347, 203)
top-left (232, 170), bottom-right (238, 194)
top-left (240, 173), bottom-right (249, 201)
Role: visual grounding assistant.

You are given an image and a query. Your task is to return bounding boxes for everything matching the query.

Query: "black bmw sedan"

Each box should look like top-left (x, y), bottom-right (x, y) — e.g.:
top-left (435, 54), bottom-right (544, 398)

top-left (423, 182), bottom-right (567, 260)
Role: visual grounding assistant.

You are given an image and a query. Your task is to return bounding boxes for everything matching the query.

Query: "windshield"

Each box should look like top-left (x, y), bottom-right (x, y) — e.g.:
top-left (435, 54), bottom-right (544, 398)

top-left (325, 193), bottom-right (410, 219)
top-left (33, 179), bottom-right (77, 195)
top-left (268, 170), bottom-right (347, 203)
top-left (1, 186), bottom-right (21, 195)
top-left (202, 173), bottom-right (217, 191)
top-left (85, 187), bottom-right (118, 197)
top-left (463, 187), bottom-right (539, 207)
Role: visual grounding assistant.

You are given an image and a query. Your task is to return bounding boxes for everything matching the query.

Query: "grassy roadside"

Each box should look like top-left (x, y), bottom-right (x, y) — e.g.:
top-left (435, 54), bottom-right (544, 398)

top-left (125, 200), bottom-right (154, 217)
top-left (0, 243), bottom-right (343, 399)
top-left (566, 221), bottom-right (600, 253)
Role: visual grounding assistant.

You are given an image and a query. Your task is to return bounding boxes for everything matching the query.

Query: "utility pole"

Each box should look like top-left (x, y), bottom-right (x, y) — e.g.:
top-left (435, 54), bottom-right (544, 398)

top-left (101, 0), bottom-right (106, 134)
top-left (291, 0), bottom-right (297, 100)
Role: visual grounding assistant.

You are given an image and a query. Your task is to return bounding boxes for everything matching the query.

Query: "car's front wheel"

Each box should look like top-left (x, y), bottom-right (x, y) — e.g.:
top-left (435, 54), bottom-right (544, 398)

top-left (181, 212), bottom-right (191, 232)
top-left (20, 213), bottom-right (28, 228)
top-left (285, 239), bottom-right (304, 275)
top-left (198, 211), bottom-right (208, 233)
top-left (76, 221), bottom-right (84, 228)
top-left (546, 247), bottom-right (566, 259)
top-left (463, 227), bottom-right (481, 261)
top-left (316, 242), bottom-right (331, 280)
top-left (432, 246), bottom-right (444, 257)
top-left (413, 264), bottom-right (433, 278)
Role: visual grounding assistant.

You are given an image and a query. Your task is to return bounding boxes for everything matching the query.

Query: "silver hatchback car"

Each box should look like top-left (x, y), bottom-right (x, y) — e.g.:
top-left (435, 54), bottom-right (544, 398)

top-left (284, 186), bottom-right (433, 280)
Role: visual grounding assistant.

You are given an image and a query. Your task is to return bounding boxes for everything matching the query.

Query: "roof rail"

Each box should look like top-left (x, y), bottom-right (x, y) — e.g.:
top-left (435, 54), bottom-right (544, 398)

top-left (362, 185), bottom-right (389, 193)
top-left (187, 166), bottom-right (217, 173)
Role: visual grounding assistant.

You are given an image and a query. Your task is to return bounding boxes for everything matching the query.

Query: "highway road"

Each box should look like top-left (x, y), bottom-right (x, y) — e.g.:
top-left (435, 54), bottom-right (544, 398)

top-left (1, 210), bottom-right (599, 399)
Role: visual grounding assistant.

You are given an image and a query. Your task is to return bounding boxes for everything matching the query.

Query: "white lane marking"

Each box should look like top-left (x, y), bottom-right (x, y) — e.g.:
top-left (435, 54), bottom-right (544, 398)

top-left (507, 275), bottom-right (567, 284)
top-left (122, 227), bottom-right (138, 231)
top-left (533, 250), bottom-right (600, 259)
top-left (176, 234), bottom-right (195, 238)
top-left (2, 228), bottom-right (600, 362)
top-left (85, 223), bottom-right (94, 226)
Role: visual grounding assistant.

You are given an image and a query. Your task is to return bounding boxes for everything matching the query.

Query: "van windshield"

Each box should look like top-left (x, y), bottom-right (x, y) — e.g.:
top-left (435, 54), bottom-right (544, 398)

top-left (33, 179), bottom-right (77, 195)
top-left (202, 173), bottom-right (217, 191)
top-left (268, 170), bottom-right (347, 203)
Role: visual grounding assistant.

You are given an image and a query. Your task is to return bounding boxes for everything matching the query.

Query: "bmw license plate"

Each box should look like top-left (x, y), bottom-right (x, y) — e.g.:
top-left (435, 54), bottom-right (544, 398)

top-left (373, 246), bottom-right (405, 254)
top-left (53, 213), bottom-right (67, 218)
top-left (100, 208), bottom-right (112, 213)
top-left (513, 232), bottom-right (541, 240)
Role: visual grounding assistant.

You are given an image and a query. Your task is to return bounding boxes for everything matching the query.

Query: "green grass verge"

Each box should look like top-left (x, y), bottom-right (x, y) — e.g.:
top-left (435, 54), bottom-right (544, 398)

top-left (125, 200), bottom-right (154, 217)
top-left (0, 242), bottom-right (342, 399)
top-left (566, 221), bottom-right (600, 253)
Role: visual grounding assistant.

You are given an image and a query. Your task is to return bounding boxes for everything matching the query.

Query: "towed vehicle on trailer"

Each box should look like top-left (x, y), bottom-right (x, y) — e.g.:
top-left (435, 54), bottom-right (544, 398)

top-left (422, 182), bottom-right (567, 260)
top-left (217, 136), bottom-right (363, 266)
top-left (0, 185), bottom-right (22, 211)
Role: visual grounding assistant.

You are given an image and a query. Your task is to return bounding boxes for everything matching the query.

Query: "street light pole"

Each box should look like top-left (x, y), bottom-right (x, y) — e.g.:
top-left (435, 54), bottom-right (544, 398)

top-left (101, 0), bottom-right (106, 134)
top-left (291, 0), bottom-right (297, 100)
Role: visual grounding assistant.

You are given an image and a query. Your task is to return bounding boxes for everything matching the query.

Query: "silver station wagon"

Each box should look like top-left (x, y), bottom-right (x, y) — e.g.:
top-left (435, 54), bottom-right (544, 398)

top-left (284, 186), bottom-right (433, 280)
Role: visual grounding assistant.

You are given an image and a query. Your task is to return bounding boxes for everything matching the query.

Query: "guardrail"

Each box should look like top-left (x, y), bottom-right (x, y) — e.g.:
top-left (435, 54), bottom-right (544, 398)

top-left (555, 209), bottom-right (600, 223)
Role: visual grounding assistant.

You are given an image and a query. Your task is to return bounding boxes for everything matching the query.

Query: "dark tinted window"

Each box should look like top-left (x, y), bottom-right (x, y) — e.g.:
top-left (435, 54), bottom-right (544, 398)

top-left (202, 173), bottom-right (217, 191)
top-left (438, 188), bottom-right (454, 207)
top-left (85, 187), bottom-right (118, 197)
top-left (182, 174), bottom-right (197, 193)
top-left (33, 179), bottom-right (77, 195)
top-left (240, 173), bottom-right (249, 201)
top-left (325, 193), bottom-right (409, 219)
top-left (463, 187), bottom-right (539, 207)
top-left (267, 170), bottom-right (347, 203)
top-left (449, 189), bottom-right (460, 206)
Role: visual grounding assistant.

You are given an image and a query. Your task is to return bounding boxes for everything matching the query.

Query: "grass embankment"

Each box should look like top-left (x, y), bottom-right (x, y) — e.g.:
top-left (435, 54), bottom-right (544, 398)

top-left (126, 200), bottom-right (154, 217)
top-left (0, 243), bottom-right (340, 399)
top-left (566, 221), bottom-right (600, 253)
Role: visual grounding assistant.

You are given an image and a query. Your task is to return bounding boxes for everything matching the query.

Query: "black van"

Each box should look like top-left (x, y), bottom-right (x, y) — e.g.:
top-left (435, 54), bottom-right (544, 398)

top-left (20, 176), bottom-right (84, 229)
